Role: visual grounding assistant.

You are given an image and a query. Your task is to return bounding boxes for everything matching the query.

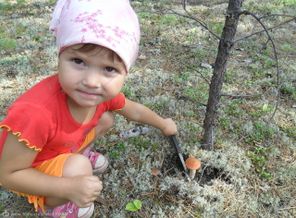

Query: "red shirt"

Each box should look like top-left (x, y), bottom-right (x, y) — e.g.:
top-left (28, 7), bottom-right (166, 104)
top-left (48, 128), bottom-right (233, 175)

top-left (0, 74), bottom-right (125, 166)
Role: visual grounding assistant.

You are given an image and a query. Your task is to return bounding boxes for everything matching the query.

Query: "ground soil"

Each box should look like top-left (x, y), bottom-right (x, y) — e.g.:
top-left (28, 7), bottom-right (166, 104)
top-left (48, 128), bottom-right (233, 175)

top-left (0, 0), bottom-right (295, 217)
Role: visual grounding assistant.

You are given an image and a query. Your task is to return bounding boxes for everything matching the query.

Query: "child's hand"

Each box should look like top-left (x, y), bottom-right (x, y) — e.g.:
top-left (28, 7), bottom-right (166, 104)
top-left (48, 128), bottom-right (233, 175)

top-left (160, 118), bottom-right (178, 136)
top-left (67, 175), bottom-right (103, 208)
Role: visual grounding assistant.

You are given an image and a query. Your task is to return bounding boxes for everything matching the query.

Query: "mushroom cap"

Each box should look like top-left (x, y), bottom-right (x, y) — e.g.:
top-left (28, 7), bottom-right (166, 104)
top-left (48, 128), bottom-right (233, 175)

top-left (151, 167), bottom-right (161, 176)
top-left (185, 157), bottom-right (201, 170)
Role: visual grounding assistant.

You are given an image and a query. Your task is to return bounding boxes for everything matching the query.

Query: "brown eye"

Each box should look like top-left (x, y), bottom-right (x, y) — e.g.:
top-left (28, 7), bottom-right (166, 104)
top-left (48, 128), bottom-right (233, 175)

top-left (71, 58), bottom-right (85, 66)
top-left (105, 66), bottom-right (116, 72)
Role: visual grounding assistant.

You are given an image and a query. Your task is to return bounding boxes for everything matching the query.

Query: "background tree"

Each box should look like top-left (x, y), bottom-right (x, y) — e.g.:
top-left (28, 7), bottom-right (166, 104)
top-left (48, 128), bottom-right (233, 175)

top-left (202, 0), bottom-right (244, 149)
top-left (172, 0), bottom-right (296, 150)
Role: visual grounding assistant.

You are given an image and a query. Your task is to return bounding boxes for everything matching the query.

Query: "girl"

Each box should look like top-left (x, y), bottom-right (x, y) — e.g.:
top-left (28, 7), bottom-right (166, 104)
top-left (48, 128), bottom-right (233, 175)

top-left (0, 0), bottom-right (177, 217)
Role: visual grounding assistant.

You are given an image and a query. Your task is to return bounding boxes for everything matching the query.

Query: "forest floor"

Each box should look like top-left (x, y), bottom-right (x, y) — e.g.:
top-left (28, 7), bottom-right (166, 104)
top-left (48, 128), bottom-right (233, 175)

top-left (0, 0), bottom-right (295, 217)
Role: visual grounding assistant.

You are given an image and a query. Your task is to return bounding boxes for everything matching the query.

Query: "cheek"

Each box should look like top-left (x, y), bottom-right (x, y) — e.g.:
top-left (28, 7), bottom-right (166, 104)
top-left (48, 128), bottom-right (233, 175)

top-left (59, 64), bottom-right (81, 82)
top-left (114, 77), bottom-right (125, 89)
top-left (58, 72), bottom-right (69, 92)
top-left (58, 68), bottom-right (76, 91)
top-left (105, 77), bottom-right (125, 93)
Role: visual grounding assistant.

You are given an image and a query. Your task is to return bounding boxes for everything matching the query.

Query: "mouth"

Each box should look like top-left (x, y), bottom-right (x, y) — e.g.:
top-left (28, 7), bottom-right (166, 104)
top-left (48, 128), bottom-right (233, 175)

top-left (76, 89), bottom-right (102, 99)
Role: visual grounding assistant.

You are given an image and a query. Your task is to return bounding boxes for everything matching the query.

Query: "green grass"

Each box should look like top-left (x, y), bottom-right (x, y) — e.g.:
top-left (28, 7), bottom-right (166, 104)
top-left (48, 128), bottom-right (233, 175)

top-left (183, 82), bottom-right (209, 104)
top-left (247, 146), bottom-right (273, 180)
top-left (0, 1), bottom-right (295, 217)
top-left (0, 0), bottom-right (26, 11)
top-left (245, 121), bottom-right (276, 144)
top-left (0, 26), bottom-right (8, 38)
top-left (15, 23), bottom-right (27, 36)
top-left (144, 98), bottom-right (170, 113)
top-left (173, 71), bottom-right (191, 84)
top-left (158, 14), bottom-right (181, 26)
top-left (224, 69), bottom-right (237, 84)
top-left (252, 49), bottom-right (275, 69)
top-left (122, 84), bottom-right (135, 99)
top-left (184, 27), bottom-right (202, 45)
top-left (280, 126), bottom-right (296, 139)
top-left (245, 0), bottom-right (287, 13)
top-left (0, 55), bottom-right (31, 75)
top-left (49, 0), bottom-right (56, 4)
top-left (278, 0), bottom-right (296, 6)
top-left (184, 122), bottom-right (203, 144)
top-left (280, 84), bottom-right (296, 101)
top-left (280, 43), bottom-right (295, 53)
top-left (245, 0), bottom-right (296, 13)
top-left (0, 1), bottom-right (14, 11)
top-left (225, 99), bottom-right (245, 117)
top-left (108, 142), bottom-right (126, 159)
top-left (218, 116), bottom-right (231, 130)
top-left (0, 38), bottom-right (17, 50)
top-left (128, 137), bottom-right (158, 151)
top-left (139, 12), bottom-right (184, 27)
top-left (0, 203), bottom-right (4, 214)
top-left (248, 103), bottom-right (273, 118)
top-left (209, 21), bottom-right (224, 36)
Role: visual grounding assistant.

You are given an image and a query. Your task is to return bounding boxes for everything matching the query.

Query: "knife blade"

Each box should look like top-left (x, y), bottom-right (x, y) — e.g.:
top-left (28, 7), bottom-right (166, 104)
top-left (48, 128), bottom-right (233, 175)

top-left (169, 135), bottom-right (188, 173)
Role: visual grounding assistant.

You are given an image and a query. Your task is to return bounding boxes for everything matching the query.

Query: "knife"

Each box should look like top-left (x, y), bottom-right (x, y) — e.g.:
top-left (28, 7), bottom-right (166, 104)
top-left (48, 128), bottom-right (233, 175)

top-left (169, 135), bottom-right (188, 173)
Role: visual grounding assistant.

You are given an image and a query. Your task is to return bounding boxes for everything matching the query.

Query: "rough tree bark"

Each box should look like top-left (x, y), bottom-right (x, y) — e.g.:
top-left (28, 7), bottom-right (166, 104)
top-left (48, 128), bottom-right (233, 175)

top-left (202, 0), bottom-right (244, 150)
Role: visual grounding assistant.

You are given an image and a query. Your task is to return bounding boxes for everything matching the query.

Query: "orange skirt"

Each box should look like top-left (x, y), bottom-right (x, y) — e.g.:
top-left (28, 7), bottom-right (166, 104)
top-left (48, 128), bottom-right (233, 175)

top-left (14, 128), bottom-right (96, 213)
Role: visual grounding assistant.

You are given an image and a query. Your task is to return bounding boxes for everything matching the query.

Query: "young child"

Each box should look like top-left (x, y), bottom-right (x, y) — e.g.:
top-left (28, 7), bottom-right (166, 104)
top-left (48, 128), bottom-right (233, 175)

top-left (0, 0), bottom-right (177, 217)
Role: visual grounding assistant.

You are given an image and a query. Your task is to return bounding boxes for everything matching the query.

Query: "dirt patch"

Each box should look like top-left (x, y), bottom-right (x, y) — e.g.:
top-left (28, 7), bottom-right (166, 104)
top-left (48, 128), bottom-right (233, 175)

top-left (162, 152), bottom-right (232, 185)
top-left (1, 0), bottom-right (296, 217)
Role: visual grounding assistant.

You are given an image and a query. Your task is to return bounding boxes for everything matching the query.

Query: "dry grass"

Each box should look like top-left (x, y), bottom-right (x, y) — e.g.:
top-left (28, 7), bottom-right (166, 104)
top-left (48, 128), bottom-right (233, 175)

top-left (0, 0), bottom-right (295, 217)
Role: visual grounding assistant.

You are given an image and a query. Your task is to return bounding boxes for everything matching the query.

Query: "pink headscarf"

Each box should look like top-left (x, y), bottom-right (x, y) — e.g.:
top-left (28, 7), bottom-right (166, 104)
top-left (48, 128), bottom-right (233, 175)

top-left (50, 0), bottom-right (140, 71)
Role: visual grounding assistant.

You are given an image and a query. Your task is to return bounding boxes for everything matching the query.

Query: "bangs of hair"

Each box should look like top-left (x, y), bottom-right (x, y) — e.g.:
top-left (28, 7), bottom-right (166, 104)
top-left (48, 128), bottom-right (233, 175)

top-left (74, 43), bottom-right (124, 64)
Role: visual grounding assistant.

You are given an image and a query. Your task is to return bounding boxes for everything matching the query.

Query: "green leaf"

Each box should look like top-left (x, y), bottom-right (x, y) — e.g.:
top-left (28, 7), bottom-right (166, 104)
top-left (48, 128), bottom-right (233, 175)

top-left (133, 199), bottom-right (142, 210)
top-left (262, 103), bottom-right (268, 112)
top-left (125, 200), bottom-right (143, 212)
top-left (125, 202), bottom-right (138, 212)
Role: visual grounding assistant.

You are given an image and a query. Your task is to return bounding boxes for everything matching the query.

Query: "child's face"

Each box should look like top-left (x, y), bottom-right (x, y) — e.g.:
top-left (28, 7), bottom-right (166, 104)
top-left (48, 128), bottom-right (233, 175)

top-left (58, 44), bottom-right (127, 108)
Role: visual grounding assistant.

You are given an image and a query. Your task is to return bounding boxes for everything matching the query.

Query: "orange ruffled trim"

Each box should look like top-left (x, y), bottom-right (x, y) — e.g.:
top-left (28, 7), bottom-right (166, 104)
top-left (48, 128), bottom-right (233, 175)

top-left (0, 124), bottom-right (42, 152)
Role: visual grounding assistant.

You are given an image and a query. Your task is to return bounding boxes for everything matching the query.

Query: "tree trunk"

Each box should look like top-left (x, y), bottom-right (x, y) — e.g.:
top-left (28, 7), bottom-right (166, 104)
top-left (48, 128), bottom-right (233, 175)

top-left (202, 0), bottom-right (244, 150)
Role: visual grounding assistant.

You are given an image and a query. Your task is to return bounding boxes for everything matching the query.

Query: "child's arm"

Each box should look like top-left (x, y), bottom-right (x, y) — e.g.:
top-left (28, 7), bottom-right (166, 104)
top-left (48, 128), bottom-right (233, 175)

top-left (116, 98), bottom-right (177, 136)
top-left (0, 132), bottom-right (101, 208)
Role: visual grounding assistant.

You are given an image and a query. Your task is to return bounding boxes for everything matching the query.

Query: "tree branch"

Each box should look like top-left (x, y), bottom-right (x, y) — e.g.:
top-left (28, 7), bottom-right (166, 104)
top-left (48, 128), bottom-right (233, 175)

top-left (185, 64), bottom-right (211, 85)
top-left (166, 9), bottom-right (221, 41)
top-left (239, 10), bottom-right (281, 119)
top-left (167, 0), bottom-right (221, 40)
top-left (220, 93), bottom-right (261, 99)
top-left (234, 16), bottom-right (296, 43)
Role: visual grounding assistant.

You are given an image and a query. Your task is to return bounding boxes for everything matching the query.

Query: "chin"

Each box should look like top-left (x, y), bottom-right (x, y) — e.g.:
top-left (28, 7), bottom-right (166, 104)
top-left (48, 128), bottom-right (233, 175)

top-left (71, 99), bottom-right (101, 108)
top-left (81, 101), bottom-right (102, 108)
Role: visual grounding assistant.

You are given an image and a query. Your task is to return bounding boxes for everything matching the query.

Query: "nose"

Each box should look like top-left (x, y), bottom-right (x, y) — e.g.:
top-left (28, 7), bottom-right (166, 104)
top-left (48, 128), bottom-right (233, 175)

top-left (82, 69), bottom-right (102, 89)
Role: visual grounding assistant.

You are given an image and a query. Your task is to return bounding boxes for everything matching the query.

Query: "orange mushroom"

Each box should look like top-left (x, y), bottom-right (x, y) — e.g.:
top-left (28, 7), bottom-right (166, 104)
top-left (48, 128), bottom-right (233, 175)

top-left (151, 167), bottom-right (161, 176)
top-left (185, 156), bottom-right (201, 179)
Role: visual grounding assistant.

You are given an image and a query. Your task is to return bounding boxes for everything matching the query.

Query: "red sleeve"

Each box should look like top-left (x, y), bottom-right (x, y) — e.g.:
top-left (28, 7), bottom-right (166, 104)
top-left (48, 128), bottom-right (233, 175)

top-left (0, 103), bottom-right (53, 152)
top-left (104, 92), bottom-right (126, 111)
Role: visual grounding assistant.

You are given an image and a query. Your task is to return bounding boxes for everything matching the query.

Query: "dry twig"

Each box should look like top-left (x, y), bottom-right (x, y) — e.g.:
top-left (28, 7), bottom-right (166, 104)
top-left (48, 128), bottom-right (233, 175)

top-left (239, 10), bottom-right (281, 120)
top-left (220, 93), bottom-right (261, 99)
top-left (164, 0), bottom-right (222, 40)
